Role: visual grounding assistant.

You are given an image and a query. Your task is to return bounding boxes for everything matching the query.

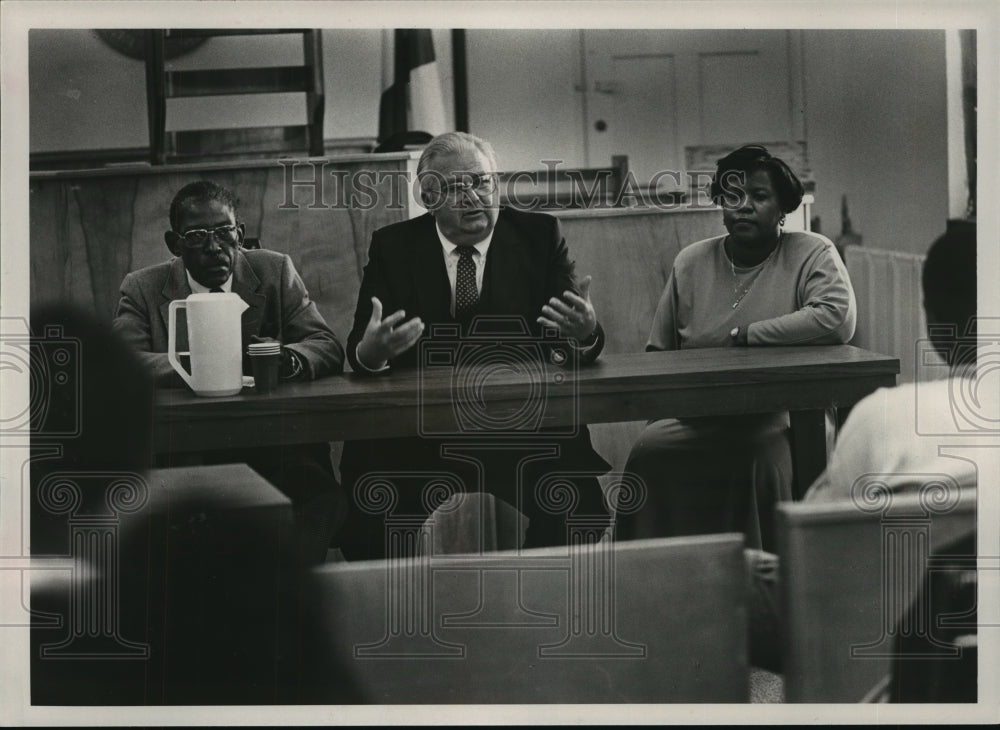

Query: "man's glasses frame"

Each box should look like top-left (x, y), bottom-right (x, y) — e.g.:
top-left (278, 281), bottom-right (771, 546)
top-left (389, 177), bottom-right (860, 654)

top-left (177, 223), bottom-right (240, 250)
top-left (439, 172), bottom-right (499, 199)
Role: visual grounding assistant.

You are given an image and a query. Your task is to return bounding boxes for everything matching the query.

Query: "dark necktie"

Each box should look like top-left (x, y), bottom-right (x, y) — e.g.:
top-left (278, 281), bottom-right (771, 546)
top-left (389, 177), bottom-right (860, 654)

top-left (454, 245), bottom-right (479, 316)
top-left (210, 287), bottom-right (224, 293)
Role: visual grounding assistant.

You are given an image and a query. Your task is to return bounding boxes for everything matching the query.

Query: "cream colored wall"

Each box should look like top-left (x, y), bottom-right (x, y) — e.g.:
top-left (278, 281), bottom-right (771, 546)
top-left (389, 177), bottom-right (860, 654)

top-left (802, 30), bottom-right (948, 255)
top-left (28, 29), bottom-right (453, 152)
top-left (464, 29), bottom-right (949, 255)
top-left (29, 28), bottom-right (949, 256)
top-left (466, 29), bottom-right (588, 171)
top-left (29, 30), bottom-right (150, 151)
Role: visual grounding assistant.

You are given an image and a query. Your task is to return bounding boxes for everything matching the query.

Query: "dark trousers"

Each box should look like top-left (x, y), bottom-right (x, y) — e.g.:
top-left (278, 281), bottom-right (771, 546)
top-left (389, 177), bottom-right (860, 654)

top-left (615, 416), bottom-right (792, 552)
top-left (338, 435), bottom-right (611, 561)
top-left (163, 442), bottom-right (347, 566)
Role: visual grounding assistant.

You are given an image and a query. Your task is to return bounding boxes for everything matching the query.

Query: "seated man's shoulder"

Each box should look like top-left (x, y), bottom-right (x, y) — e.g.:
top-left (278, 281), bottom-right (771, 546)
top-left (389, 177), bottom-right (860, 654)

top-left (375, 213), bottom-right (434, 238)
top-left (242, 247), bottom-right (291, 272)
top-left (367, 215), bottom-right (437, 257)
top-left (845, 383), bottom-right (911, 423)
top-left (121, 258), bottom-right (178, 289)
top-left (242, 247), bottom-right (286, 261)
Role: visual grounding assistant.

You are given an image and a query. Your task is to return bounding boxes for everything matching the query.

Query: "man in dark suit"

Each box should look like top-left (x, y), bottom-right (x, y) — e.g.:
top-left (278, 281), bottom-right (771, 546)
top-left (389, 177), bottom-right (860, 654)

top-left (113, 180), bottom-right (347, 564)
top-left (339, 131), bottom-right (611, 560)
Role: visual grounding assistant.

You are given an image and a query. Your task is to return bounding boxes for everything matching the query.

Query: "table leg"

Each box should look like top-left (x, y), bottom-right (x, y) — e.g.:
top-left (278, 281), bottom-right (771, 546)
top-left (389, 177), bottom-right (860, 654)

top-left (789, 409), bottom-right (836, 500)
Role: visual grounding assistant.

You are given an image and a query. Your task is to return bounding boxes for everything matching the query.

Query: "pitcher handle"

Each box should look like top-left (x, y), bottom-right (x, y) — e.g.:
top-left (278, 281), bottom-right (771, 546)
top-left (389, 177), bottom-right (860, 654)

top-left (167, 300), bottom-right (195, 390)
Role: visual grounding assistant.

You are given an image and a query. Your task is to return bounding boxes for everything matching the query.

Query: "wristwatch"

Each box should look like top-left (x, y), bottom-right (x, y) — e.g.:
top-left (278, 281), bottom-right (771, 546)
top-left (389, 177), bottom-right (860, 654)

top-left (282, 348), bottom-right (304, 380)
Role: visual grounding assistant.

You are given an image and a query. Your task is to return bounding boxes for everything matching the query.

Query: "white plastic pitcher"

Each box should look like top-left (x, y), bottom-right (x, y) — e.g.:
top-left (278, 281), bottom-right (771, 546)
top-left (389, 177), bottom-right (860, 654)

top-left (168, 292), bottom-right (249, 397)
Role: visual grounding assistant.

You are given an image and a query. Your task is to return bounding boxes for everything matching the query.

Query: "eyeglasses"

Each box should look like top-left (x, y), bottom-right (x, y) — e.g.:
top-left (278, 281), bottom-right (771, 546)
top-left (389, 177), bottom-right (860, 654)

top-left (440, 173), bottom-right (498, 199)
top-left (177, 223), bottom-right (239, 249)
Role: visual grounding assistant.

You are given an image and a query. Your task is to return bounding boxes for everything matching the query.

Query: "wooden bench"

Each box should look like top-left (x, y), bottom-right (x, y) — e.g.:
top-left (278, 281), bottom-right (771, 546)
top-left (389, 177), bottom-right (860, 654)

top-left (499, 155), bottom-right (630, 209)
top-left (301, 533), bottom-right (749, 703)
top-left (777, 488), bottom-right (976, 702)
top-left (31, 464), bottom-right (301, 705)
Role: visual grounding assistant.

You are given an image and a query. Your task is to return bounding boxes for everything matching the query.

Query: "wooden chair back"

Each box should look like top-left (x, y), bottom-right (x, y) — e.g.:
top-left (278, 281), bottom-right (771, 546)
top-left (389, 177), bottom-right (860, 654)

top-left (777, 488), bottom-right (976, 702)
top-left (304, 533), bottom-right (749, 703)
top-left (145, 29), bottom-right (325, 164)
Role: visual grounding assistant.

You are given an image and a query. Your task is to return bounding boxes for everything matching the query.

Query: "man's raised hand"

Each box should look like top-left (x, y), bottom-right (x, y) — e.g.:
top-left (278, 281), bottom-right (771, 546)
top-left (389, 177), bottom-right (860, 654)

top-left (537, 275), bottom-right (597, 343)
top-left (356, 296), bottom-right (424, 370)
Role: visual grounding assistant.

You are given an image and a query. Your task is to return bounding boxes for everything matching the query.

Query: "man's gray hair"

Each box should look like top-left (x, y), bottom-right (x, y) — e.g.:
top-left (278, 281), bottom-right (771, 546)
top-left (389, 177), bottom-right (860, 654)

top-left (416, 131), bottom-right (499, 179)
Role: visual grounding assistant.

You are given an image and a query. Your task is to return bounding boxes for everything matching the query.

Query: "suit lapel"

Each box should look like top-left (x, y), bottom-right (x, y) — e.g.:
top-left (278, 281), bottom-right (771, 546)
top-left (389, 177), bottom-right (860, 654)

top-left (482, 212), bottom-right (529, 315)
top-left (158, 258), bottom-right (192, 336)
top-left (230, 252), bottom-right (267, 340)
top-left (412, 214), bottom-right (452, 321)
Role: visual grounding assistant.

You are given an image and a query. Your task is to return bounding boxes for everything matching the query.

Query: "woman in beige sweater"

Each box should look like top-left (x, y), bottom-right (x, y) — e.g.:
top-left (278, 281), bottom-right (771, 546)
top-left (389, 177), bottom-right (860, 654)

top-left (616, 145), bottom-right (857, 550)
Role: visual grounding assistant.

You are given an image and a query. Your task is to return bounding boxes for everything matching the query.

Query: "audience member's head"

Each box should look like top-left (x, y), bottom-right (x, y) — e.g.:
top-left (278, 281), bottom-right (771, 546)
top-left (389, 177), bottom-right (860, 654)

top-left (31, 303), bottom-right (154, 473)
top-left (30, 303), bottom-right (154, 556)
top-left (922, 222), bottom-right (977, 366)
top-left (711, 144), bottom-right (805, 214)
top-left (416, 132), bottom-right (501, 247)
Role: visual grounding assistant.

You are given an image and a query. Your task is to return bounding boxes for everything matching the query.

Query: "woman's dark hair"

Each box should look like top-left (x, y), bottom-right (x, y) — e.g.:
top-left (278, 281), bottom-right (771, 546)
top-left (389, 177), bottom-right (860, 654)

top-left (710, 144), bottom-right (805, 214)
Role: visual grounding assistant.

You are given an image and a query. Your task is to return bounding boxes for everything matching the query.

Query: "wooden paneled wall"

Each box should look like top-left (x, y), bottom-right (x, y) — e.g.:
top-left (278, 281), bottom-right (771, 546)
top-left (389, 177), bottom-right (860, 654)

top-left (30, 157), bottom-right (722, 471)
top-left (554, 206), bottom-right (723, 472)
top-left (29, 152), bottom-right (420, 345)
top-left (556, 207), bottom-right (723, 355)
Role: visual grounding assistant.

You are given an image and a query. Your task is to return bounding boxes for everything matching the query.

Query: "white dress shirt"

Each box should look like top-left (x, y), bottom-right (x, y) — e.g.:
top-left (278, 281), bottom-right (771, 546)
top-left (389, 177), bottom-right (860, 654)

top-left (186, 271), bottom-right (233, 293)
top-left (354, 227), bottom-right (494, 372)
top-left (355, 224), bottom-right (597, 371)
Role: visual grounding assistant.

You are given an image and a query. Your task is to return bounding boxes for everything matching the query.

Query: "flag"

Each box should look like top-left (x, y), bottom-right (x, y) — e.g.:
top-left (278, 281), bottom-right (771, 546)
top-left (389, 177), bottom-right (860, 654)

top-left (378, 29), bottom-right (447, 145)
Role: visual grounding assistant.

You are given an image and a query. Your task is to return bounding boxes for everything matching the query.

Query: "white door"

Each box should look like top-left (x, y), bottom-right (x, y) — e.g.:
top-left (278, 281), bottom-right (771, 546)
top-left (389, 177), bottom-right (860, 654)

top-left (582, 30), bottom-right (805, 196)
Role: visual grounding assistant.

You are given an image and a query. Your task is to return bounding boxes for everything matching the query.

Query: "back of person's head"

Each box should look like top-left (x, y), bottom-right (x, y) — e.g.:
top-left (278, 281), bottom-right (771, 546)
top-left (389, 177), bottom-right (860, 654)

top-left (30, 303), bottom-right (154, 473)
top-left (168, 180), bottom-right (240, 231)
top-left (922, 223), bottom-right (977, 361)
top-left (710, 144), bottom-right (805, 214)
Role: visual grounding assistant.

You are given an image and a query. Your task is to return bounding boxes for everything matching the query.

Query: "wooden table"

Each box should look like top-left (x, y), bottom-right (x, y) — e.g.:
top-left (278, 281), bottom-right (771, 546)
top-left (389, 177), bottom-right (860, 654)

top-left (153, 345), bottom-right (898, 496)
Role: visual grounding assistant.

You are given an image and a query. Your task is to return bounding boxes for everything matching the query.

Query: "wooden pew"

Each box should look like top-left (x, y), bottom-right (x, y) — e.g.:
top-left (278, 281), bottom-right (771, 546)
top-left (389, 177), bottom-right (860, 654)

top-left (31, 464), bottom-right (301, 705)
top-left (28, 153), bottom-right (421, 343)
top-left (498, 155), bottom-right (631, 209)
top-left (776, 489), bottom-right (976, 702)
top-left (301, 533), bottom-right (749, 703)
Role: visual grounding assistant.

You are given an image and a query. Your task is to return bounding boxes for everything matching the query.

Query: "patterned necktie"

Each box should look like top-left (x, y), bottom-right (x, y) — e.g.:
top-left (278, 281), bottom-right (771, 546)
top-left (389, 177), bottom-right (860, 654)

top-left (454, 245), bottom-right (479, 316)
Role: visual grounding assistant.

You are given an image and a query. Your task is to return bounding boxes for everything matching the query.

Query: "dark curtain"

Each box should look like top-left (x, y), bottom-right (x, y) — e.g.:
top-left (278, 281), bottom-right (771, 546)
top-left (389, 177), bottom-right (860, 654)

top-left (377, 29), bottom-right (436, 144)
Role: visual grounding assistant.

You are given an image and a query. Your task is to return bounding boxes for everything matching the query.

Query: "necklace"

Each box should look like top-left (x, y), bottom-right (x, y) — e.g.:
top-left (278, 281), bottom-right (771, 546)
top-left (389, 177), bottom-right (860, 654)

top-left (726, 234), bottom-right (780, 309)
